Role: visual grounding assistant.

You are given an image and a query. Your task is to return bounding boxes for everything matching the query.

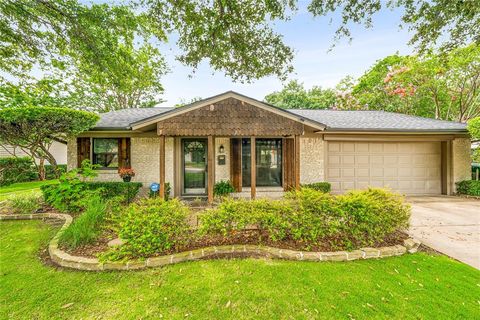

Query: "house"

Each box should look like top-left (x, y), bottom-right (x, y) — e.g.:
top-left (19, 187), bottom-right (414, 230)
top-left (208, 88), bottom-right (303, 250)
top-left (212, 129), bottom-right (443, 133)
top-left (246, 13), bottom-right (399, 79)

top-left (1, 141), bottom-right (67, 165)
top-left (67, 91), bottom-right (471, 201)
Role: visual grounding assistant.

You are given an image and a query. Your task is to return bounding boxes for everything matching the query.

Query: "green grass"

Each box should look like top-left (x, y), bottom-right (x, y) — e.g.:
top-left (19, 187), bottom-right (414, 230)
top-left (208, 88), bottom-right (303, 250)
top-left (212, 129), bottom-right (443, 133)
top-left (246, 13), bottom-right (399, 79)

top-left (0, 180), bottom-right (58, 201)
top-left (1, 221), bottom-right (479, 320)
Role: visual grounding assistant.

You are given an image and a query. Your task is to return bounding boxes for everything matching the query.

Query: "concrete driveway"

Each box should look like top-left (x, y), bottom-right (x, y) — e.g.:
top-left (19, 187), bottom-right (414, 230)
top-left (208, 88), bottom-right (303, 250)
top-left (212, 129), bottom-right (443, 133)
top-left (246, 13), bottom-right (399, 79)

top-left (408, 196), bottom-right (480, 269)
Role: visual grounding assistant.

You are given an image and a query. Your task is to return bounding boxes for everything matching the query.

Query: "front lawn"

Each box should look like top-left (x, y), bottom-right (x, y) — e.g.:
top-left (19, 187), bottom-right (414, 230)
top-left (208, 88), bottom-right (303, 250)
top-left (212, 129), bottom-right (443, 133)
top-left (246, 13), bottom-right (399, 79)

top-left (0, 180), bottom-right (58, 202)
top-left (1, 220), bottom-right (478, 319)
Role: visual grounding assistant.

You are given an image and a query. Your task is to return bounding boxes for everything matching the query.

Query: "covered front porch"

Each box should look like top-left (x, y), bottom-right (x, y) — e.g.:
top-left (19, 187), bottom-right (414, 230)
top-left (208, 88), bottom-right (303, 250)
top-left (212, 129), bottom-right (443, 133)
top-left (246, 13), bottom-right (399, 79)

top-left (158, 135), bottom-right (301, 202)
top-left (128, 93), bottom-right (324, 202)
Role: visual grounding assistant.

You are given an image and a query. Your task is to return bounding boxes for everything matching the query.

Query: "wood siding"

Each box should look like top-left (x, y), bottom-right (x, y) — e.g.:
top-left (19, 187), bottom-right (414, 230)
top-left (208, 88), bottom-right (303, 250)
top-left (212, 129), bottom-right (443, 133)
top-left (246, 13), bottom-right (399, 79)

top-left (76, 138), bottom-right (90, 168)
top-left (157, 98), bottom-right (304, 136)
top-left (230, 138), bottom-right (242, 192)
top-left (283, 138), bottom-right (295, 191)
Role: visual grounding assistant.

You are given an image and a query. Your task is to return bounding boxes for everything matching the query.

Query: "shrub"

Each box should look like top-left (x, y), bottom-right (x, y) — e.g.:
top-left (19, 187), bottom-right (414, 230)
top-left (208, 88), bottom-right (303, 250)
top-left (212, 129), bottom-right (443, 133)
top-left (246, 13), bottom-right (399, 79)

top-left (59, 195), bottom-right (107, 249)
top-left (334, 188), bottom-right (410, 248)
top-left (200, 187), bottom-right (410, 250)
top-left (301, 182), bottom-right (331, 193)
top-left (456, 180), bottom-right (480, 196)
top-left (45, 164), bottom-right (67, 179)
top-left (0, 157), bottom-right (36, 185)
top-left (109, 198), bottom-right (191, 259)
top-left (84, 182), bottom-right (142, 203)
top-left (41, 160), bottom-right (99, 212)
top-left (213, 180), bottom-right (235, 197)
top-left (6, 192), bottom-right (43, 214)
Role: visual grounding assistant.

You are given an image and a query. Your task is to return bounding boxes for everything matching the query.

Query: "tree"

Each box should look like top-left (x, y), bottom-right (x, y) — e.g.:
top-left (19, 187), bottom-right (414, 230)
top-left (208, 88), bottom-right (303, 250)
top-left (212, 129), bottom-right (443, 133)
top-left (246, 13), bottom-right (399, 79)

top-left (0, 106), bottom-right (99, 179)
top-left (308, 0), bottom-right (479, 53)
top-left (351, 45), bottom-right (480, 122)
top-left (4, 1), bottom-right (478, 92)
top-left (468, 117), bottom-right (480, 162)
top-left (469, 117), bottom-right (480, 140)
top-left (264, 80), bottom-right (336, 109)
top-left (0, 78), bottom-right (72, 109)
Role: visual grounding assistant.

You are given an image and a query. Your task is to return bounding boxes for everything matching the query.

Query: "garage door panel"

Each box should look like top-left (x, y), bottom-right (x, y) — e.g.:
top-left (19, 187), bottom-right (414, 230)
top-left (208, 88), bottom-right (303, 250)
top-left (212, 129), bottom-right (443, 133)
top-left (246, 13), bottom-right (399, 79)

top-left (326, 141), bottom-right (441, 195)
top-left (356, 168), bottom-right (369, 177)
top-left (342, 143), bottom-right (355, 152)
top-left (370, 155), bottom-right (384, 164)
top-left (369, 143), bottom-right (383, 152)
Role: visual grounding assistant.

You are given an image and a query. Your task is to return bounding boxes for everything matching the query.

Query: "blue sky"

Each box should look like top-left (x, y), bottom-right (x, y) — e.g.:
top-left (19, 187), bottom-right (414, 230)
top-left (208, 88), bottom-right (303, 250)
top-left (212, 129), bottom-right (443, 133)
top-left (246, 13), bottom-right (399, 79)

top-left (157, 2), bottom-right (414, 106)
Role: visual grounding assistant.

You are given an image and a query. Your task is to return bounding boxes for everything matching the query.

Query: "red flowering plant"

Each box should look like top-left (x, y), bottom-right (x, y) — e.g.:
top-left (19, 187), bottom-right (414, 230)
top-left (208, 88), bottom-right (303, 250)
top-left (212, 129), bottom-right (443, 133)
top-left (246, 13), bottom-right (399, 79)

top-left (118, 168), bottom-right (135, 179)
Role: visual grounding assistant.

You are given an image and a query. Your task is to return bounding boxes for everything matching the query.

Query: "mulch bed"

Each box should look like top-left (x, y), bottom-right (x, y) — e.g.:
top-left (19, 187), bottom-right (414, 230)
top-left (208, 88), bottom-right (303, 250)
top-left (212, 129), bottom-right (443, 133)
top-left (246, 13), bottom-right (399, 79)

top-left (62, 229), bottom-right (409, 259)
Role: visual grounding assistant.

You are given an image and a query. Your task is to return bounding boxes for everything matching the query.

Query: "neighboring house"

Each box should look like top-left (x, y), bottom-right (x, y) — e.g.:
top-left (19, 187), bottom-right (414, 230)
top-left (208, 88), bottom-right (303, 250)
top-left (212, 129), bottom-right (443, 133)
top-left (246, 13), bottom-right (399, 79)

top-left (67, 91), bottom-right (471, 201)
top-left (1, 141), bottom-right (67, 165)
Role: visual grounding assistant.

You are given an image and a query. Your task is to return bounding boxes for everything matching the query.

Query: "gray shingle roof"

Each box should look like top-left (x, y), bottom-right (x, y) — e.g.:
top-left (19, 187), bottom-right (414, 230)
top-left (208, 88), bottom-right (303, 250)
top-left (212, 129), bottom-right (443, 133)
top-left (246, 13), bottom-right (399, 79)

top-left (93, 105), bottom-right (467, 132)
top-left (288, 109), bottom-right (467, 132)
top-left (94, 107), bottom-right (173, 130)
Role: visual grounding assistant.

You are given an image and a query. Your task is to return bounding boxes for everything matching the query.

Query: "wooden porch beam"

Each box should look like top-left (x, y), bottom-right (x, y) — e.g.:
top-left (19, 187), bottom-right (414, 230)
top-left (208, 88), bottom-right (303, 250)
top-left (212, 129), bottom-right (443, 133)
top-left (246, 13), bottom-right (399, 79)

top-left (207, 136), bottom-right (215, 203)
top-left (251, 137), bottom-right (256, 199)
top-left (294, 135), bottom-right (300, 190)
top-left (159, 135), bottom-right (166, 199)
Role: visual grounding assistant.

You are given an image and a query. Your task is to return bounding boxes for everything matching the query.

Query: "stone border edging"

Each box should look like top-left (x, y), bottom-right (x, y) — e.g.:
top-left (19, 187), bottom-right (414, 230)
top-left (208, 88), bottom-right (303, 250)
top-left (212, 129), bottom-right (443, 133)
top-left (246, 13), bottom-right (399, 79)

top-left (1, 213), bottom-right (421, 271)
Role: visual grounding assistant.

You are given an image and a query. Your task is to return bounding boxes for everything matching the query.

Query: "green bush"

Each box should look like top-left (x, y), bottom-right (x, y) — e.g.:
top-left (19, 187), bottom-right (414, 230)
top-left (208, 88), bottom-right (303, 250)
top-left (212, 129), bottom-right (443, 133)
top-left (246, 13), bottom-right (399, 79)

top-left (84, 182), bottom-right (142, 203)
top-left (0, 157), bottom-right (36, 185)
top-left (41, 160), bottom-right (99, 212)
top-left (456, 180), bottom-right (480, 196)
top-left (59, 195), bottom-right (107, 249)
top-left (301, 182), bottom-right (331, 193)
top-left (200, 187), bottom-right (410, 250)
top-left (213, 180), bottom-right (235, 197)
top-left (44, 164), bottom-right (67, 179)
top-left (6, 192), bottom-right (43, 214)
top-left (107, 198), bottom-right (191, 259)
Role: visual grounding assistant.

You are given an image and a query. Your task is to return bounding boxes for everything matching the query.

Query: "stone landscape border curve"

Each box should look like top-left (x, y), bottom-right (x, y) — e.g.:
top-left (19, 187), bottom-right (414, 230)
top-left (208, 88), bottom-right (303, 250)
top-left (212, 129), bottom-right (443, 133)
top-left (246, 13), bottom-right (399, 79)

top-left (1, 213), bottom-right (421, 271)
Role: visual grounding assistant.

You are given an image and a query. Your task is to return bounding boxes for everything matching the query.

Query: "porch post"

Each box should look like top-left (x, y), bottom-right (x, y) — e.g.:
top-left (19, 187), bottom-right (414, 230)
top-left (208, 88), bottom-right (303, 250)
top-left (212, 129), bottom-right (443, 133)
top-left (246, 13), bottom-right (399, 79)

top-left (251, 136), bottom-right (256, 199)
top-left (207, 136), bottom-right (215, 203)
top-left (294, 135), bottom-right (300, 190)
top-left (159, 135), bottom-right (165, 199)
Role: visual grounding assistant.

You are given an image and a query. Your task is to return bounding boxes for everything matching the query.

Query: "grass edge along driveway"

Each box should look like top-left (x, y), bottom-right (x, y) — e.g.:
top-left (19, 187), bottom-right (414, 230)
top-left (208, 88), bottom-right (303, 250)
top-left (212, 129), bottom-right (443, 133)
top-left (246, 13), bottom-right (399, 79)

top-left (1, 220), bottom-right (479, 320)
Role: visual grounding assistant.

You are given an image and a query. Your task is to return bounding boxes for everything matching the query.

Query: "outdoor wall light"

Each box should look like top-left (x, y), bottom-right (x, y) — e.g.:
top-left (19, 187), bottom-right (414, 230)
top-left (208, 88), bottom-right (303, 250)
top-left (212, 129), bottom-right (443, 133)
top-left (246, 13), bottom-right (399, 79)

top-left (219, 145), bottom-right (225, 154)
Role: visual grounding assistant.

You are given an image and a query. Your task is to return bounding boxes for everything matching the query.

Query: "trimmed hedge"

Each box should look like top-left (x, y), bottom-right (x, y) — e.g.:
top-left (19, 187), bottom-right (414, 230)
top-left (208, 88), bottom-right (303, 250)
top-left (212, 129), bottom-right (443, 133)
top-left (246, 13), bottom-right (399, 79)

top-left (0, 157), bottom-right (35, 185)
top-left (199, 187), bottom-right (410, 250)
top-left (301, 182), bottom-right (331, 193)
top-left (456, 180), bottom-right (480, 196)
top-left (84, 182), bottom-right (142, 203)
top-left (0, 157), bottom-right (66, 185)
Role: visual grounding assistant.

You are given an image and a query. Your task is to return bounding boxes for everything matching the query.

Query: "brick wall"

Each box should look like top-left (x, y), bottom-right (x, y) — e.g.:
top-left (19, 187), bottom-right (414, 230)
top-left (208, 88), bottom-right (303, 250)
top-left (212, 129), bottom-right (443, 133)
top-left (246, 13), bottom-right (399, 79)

top-left (299, 136), bottom-right (325, 184)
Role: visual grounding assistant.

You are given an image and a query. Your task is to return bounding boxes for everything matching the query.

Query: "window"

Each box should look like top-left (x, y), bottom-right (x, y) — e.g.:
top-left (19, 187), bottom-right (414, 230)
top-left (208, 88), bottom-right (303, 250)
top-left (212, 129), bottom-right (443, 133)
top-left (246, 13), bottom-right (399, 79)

top-left (92, 138), bottom-right (119, 169)
top-left (241, 138), bottom-right (282, 187)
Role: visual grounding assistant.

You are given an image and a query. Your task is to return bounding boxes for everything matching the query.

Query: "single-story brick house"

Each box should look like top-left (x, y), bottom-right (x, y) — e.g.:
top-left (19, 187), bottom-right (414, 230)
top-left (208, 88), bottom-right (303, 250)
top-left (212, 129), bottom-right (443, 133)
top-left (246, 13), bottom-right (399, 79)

top-left (67, 91), bottom-right (471, 201)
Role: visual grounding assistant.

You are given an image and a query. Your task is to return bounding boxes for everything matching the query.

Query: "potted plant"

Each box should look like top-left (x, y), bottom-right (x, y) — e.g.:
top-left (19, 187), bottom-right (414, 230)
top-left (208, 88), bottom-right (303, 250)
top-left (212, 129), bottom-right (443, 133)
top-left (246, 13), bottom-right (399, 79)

top-left (119, 167), bottom-right (135, 182)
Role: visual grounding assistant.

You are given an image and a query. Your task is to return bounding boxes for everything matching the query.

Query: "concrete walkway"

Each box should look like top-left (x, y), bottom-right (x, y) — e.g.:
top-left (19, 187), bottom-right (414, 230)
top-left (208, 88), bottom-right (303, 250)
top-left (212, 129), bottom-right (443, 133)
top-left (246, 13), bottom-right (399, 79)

top-left (408, 196), bottom-right (480, 269)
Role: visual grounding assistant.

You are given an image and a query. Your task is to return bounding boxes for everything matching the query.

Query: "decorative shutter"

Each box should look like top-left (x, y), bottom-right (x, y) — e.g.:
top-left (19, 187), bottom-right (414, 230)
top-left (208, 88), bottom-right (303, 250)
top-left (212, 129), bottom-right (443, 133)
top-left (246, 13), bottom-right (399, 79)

top-left (230, 138), bottom-right (242, 192)
top-left (76, 138), bottom-right (91, 168)
top-left (283, 138), bottom-right (295, 191)
top-left (118, 138), bottom-right (131, 169)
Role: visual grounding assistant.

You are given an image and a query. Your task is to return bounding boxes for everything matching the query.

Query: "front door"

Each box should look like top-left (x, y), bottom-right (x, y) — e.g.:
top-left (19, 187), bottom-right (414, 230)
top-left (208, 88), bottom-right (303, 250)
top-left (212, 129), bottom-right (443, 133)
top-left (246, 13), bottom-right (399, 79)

top-left (182, 139), bottom-right (208, 195)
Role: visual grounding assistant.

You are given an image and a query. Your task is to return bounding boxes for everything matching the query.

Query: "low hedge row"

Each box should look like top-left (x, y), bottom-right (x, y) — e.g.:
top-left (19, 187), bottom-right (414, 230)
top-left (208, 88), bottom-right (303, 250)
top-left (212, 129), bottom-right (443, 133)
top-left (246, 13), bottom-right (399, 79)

top-left (301, 182), bottom-right (331, 193)
top-left (456, 180), bottom-right (480, 196)
top-left (0, 156), bottom-right (66, 185)
top-left (199, 188), bottom-right (410, 250)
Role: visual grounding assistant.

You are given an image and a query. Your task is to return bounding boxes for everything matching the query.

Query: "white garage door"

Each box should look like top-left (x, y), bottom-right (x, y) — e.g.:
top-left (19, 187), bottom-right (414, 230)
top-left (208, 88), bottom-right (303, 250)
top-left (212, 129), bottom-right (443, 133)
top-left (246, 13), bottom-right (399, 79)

top-left (326, 141), bottom-right (442, 195)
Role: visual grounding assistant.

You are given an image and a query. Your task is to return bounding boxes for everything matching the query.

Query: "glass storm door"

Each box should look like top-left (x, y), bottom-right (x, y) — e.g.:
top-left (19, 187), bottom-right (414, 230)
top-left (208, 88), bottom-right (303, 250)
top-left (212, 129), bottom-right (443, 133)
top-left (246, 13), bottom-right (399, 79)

top-left (182, 139), bottom-right (208, 195)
